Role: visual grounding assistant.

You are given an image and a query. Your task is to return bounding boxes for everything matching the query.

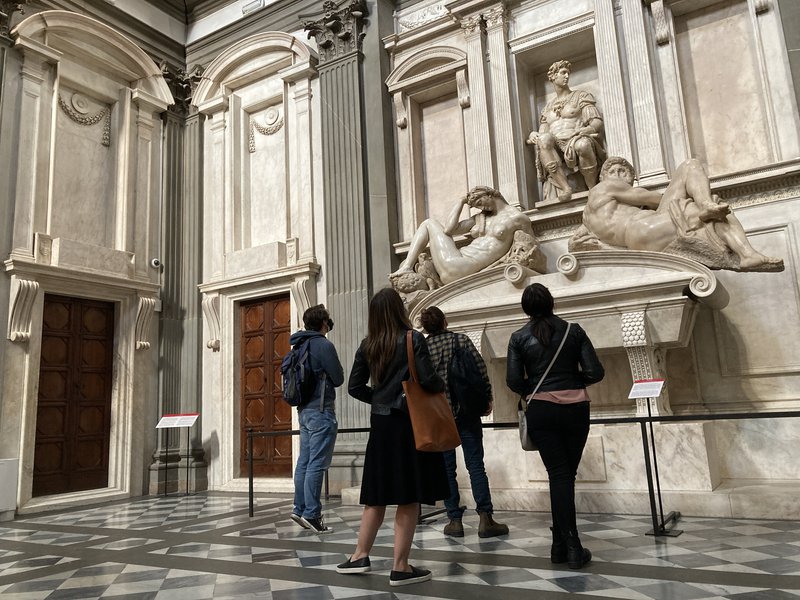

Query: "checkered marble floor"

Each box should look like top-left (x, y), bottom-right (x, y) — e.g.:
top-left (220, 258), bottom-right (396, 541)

top-left (0, 493), bottom-right (799, 599)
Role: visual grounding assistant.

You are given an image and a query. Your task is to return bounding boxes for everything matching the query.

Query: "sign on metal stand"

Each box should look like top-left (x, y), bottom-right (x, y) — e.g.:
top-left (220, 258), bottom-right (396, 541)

top-left (156, 413), bottom-right (200, 497)
top-left (629, 380), bottom-right (682, 537)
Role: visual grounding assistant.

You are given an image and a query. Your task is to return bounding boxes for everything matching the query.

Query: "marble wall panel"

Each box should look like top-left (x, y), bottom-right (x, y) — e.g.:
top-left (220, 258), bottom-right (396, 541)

top-left (420, 93), bottom-right (468, 225)
top-left (247, 105), bottom-right (288, 248)
top-left (712, 419), bottom-right (800, 479)
top-left (675, 0), bottom-right (772, 176)
top-left (51, 91), bottom-right (114, 248)
top-left (511, 0), bottom-right (593, 39)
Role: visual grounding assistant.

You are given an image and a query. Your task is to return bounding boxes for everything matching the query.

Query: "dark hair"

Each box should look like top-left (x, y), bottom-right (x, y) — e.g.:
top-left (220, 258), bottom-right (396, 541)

top-left (521, 283), bottom-right (555, 346)
top-left (420, 306), bottom-right (446, 335)
top-left (303, 304), bottom-right (330, 332)
top-left (364, 288), bottom-right (412, 384)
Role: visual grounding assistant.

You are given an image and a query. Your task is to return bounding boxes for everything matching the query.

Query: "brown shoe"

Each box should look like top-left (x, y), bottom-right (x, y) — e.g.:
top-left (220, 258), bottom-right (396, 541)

top-left (478, 512), bottom-right (509, 538)
top-left (443, 518), bottom-right (464, 537)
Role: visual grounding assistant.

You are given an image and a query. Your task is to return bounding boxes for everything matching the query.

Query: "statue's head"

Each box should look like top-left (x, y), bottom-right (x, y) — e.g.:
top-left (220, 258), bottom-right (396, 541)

top-left (547, 60), bottom-right (572, 82)
top-left (465, 186), bottom-right (506, 211)
top-left (599, 156), bottom-right (635, 185)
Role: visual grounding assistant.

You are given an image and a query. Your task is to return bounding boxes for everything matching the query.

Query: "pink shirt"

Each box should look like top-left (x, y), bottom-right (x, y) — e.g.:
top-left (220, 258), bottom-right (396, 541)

top-left (530, 389), bottom-right (590, 404)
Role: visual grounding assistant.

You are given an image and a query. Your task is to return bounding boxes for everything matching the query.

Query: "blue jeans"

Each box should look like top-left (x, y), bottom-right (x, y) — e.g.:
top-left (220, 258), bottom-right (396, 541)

top-left (293, 408), bottom-right (338, 519)
top-left (443, 418), bottom-right (493, 519)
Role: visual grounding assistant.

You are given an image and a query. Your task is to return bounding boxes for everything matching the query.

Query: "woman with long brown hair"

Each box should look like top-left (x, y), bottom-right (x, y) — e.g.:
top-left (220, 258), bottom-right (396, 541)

top-left (339, 288), bottom-right (448, 586)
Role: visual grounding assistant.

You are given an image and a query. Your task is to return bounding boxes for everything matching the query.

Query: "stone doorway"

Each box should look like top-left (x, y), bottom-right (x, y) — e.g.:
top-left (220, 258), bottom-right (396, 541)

top-left (239, 295), bottom-right (292, 477)
top-left (33, 295), bottom-right (115, 497)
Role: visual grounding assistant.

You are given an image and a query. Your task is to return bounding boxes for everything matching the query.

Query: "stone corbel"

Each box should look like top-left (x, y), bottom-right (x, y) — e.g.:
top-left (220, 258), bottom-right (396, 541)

top-left (456, 69), bottom-right (471, 108)
top-left (135, 297), bottom-right (156, 350)
top-left (7, 277), bottom-right (39, 342)
top-left (201, 293), bottom-right (221, 351)
top-left (290, 276), bottom-right (317, 328)
top-left (643, 0), bottom-right (670, 45)
top-left (621, 311), bottom-right (671, 416)
top-left (393, 92), bottom-right (407, 129)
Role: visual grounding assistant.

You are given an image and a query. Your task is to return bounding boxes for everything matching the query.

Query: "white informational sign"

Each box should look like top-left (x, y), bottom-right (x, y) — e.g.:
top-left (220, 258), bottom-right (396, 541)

top-left (628, 379), bottom-right (665, 399)
top-left (156, 413), bottom-right (200, 429)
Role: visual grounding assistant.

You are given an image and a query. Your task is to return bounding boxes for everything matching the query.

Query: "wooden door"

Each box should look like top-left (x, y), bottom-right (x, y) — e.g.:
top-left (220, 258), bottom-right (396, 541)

top-left (240, 295), bottom-right (292, 477)
top-left (33, 295), bottom-right (114, 497)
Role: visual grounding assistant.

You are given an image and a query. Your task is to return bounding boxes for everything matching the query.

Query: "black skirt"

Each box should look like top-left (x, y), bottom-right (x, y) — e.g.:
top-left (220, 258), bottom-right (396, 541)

top-left (360, 410), bottom-right (449, 506)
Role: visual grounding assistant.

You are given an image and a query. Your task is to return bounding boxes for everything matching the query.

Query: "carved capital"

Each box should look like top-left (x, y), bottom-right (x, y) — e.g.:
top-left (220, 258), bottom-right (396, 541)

top-left (304, 0), bottom-right (368, 64)
top-left (201, 294), bottom-right (221, 351)
top-left (135, 297), bottom-right (157, 350)
top-left (483, 6), bottom-right (507, 31)
top-left (0, 1), bottom-right (26, 39)
top-left (754, 0), bottom-right (770, 14)
top-left (7, 277), bottom-right (38, 342)
top-left (460, 14), bottom-right (484, 37)
top-left (159, 61), bottom-right (205, 116)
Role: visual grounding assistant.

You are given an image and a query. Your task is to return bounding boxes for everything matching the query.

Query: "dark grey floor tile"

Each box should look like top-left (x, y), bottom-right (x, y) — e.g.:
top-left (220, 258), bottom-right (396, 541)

top-left (112, 569), bottom-right (170, 584)
top-left (271, 586), bottom-right (334, 600)
top-left (46, 585), bottom-right (108, 599)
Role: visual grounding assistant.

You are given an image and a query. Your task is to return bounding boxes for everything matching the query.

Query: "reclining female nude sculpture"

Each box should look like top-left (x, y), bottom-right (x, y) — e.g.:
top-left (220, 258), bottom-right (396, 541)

top-left (571, 157), bottom-right (783, 272)
top-left (390, 187), bottom-right (544, 295)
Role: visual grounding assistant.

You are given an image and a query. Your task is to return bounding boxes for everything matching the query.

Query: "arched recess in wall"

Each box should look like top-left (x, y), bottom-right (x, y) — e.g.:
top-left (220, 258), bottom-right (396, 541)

top-left (386, 46), bottom-right (471, 240)
top-left (191, 31), bottom-right (320, 275)
top-left (192, 32), bottom-right (322, 490)
top-left (6, 10), bottom-right (174, 510)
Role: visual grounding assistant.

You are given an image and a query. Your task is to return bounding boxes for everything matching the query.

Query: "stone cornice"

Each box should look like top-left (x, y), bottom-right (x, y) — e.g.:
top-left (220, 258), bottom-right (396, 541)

top-left (3, 259), bottom-right (161, 294)
top-left (198, 261), bottom-right (321, 295)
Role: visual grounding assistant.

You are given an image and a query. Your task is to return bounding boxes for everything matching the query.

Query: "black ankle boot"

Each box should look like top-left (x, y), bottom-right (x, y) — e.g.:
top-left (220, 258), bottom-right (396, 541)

top-left (564, 531), bottom-right (591, 569)
top-left (550, 527), bottom-right (567, 564)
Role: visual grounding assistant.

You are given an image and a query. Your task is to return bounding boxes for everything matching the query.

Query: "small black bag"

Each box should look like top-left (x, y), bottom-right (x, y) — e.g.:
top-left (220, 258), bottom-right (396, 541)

top-left (448, 334), bottom-right (492, 419)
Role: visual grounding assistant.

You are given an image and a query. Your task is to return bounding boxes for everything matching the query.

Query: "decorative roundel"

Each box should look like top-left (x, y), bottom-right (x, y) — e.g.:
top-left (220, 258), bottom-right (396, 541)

top-left (71, 93), bottom-right (91, 114)
top-left (264, 107), bottom-right (280, 126)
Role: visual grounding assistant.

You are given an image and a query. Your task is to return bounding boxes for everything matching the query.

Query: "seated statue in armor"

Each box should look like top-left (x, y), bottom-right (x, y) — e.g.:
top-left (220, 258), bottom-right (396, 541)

top-left (390, 186), bottom-right (542, 290)
top-left (527, 60), bottom-right (606, 203)
top-left (572, 157), bottom-right (784, 272)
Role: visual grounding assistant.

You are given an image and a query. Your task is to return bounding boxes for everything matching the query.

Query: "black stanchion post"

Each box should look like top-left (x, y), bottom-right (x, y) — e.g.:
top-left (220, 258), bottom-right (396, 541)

top-left (165, 428), bottom-right (170, 498)
top-left (248, 429), bottom-right (254, 517)
top-left (644, 398), bottom-right (683, 537)
top-left (185, 426), bottom-right (190, 496)
top-left (640, 420), bottom-right (660, 536)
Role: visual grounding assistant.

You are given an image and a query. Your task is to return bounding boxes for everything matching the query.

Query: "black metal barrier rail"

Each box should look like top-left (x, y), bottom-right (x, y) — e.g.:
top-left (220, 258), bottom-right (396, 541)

top-left (246, 409), bottom-right (800, 535)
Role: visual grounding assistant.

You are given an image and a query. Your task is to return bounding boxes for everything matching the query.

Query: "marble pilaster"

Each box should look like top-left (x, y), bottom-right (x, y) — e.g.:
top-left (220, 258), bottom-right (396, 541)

top-left (304, 1), bottom-right (371, 449)
top-left (593, 0), bottom-right (634, 160)
top-left (460, 14), bottom-right (495, 189)
top-left (619, 0), bottom-right (666, 183)
top-left (484, 6), bottom-right (520, 207)
top-left (150, 65), bottom-right (207, 495)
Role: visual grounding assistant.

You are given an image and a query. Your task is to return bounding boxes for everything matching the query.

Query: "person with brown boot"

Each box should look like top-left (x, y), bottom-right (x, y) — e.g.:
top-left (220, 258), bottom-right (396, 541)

top-left (421, 306), bottom-right (509, 539)
top-left (506, 284), bottom-right (604, 568)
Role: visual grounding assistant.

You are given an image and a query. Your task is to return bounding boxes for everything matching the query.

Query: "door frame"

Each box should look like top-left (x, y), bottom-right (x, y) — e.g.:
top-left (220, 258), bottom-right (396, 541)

top-left (199, 265), bottom-right (319, 491)
top-left (8, 273), bottom-right (156, 513)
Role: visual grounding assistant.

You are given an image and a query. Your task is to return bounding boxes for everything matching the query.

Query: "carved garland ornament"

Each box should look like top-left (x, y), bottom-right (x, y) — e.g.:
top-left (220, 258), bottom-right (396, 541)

top-left (248, 107), bottom-right (285, 153)
top-left (58, 93), bottom-right (111, 147)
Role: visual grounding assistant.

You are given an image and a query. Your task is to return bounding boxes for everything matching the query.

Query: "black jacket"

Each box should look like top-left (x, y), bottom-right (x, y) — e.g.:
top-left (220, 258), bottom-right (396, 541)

top-left (349, 329), bottom-right (445, 416)
top-left (506, 317), bottom-right (604, 396)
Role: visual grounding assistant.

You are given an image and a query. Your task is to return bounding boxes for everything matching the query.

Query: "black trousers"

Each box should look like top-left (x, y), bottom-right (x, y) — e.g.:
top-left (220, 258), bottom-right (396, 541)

top-left (526, 400), bottom-right (590, 536)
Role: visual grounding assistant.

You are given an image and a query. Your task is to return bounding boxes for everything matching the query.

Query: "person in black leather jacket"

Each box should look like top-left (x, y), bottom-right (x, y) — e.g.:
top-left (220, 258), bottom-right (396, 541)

top-left (506, 283), bottom-right (604, 569)
top-left (340, 288), bottom-right (448, 587)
